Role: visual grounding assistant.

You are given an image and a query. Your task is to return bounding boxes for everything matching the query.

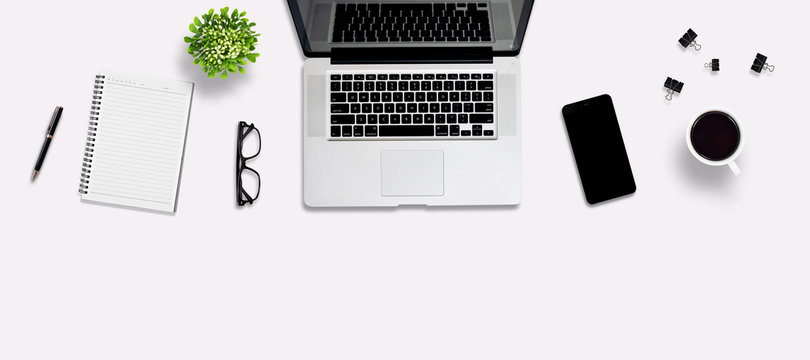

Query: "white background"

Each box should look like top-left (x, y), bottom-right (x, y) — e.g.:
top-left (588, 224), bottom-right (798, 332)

top-left (2, 0), bottom-right (808, 359)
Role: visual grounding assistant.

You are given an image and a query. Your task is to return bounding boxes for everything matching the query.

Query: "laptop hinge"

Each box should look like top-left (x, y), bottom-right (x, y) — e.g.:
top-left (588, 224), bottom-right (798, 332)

top-left (331, 47), bottom-right (494, 64)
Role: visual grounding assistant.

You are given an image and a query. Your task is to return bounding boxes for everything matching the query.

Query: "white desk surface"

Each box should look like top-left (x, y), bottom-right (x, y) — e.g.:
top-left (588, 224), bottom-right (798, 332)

top-left (2, 1), bottom-right (808, 359)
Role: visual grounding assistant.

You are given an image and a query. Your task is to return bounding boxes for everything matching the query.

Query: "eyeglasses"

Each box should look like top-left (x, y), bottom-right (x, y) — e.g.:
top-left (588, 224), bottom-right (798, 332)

top-left (237, 121), bottom-right (261, 206)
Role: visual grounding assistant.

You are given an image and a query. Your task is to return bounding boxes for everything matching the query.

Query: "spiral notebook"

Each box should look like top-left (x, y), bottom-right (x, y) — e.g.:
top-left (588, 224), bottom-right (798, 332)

top-left (79, 71), bottom-right (194, 213)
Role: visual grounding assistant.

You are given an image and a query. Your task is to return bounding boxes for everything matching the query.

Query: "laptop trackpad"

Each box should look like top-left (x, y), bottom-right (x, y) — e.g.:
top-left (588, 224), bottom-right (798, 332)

top-left (381, 150), bottom-right (444, 197)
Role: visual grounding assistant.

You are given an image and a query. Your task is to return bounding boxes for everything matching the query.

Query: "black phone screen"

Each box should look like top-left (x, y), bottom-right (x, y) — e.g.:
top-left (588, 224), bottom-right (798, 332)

top-left (562, 94), bottom-right (636, 205)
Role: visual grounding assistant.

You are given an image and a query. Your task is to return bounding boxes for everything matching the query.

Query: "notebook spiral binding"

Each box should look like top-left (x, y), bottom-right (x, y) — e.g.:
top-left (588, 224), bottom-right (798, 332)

top-left (79, 74), bottom-right (105, 194)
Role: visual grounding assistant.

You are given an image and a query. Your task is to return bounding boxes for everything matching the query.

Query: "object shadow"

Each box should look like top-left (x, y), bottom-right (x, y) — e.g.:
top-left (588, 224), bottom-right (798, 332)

top-left (176, 43), bottom-right (252, 97)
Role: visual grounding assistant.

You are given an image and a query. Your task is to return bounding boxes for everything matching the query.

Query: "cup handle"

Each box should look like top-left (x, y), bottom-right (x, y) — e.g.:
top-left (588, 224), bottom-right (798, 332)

top-left (728, 161), bottom-right (741, 176)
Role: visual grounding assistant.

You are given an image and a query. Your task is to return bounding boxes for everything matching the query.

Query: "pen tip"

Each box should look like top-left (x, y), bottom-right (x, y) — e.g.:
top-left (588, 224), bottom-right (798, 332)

top-left (32, 170), bottom-right (38, 181)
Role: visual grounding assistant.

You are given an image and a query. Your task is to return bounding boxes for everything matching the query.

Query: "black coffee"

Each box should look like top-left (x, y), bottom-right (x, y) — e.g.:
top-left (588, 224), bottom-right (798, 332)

top-left (690, 111), bottom-right (740, 161)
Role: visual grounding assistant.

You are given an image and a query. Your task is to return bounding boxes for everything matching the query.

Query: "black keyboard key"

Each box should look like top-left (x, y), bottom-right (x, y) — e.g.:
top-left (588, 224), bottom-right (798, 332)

top-left (379, 114), bottom-right (389, 124)
top-left (421, 81), bottom-right (431, 91)
top-left (342, 82), bottom-right (352, 91)
top-left (484, 92), bottom-right (494, 101)
top-left (413, 114), bottom-right (423, 124)
top-left (473, 92), bottom-right (482, 101)
top-left (365, 82), bottom-right (374, 91)
top-left (390, 114), bottom-right (401, 124)
top-left (460, 74), bottom-right (470, 79)
top-left (387, 81), bottom-right (397, 91)
top-left (416, 92), bottom-right (426, 101)
top-left (484, 130), bottom-right (494, 136)
top-left (436, 125), bottom-right (449, 136)
top-left (342, 125), bottom-right (353, 137)
top-left (354, 74), bottom-right (364, 80)
top-left (464, 103), bottom-right (474, 112)
top-left (432, 81), bottom-right (443, 91)
top-left (425, 114), bottom-right (435, 124)
top-left (347, 93), bottom-right (358, 102)
top-left (453, 103), bottom-right (462, 112)
top-left (450, 125), bottom-right (460, 136)
top-left (438, 92), bottom-right (449, 101)
top-left (368, 114), bottom-right (378, 124)
top-left (396, 103), bottom-right (406, 113)
top-left (407, 103), bottom-right (418, 113)
top-left (461, 130), bottom-right (471, 136)
top-left (356, 114), bottom-right (366, 124)
top-left (478, 81), bottom-right (493, 90)
top-left (330, 74), bottom-right (341, 80)
top-left (441, 103), bottom-right (451, 112)
top-left (370, 93), bottom-right (380, 102)
top-left (354, 82), bottom-right (363, 91)
top-left (379, 125), bottom-right (434, 137)
top-left (342, 74), bottom-right (352, 80)
top-left (418, 103), bottom-right (428, 113)
top-left (450, 92), bottom-right (459, 101)
top-left (447, 114), bottom-right (457, 123)
top-left (470, 114), bottom-right (493, 123)
top-left (350, 104), bottom-right (361, 113)
top-left (404, 92), bottom-right (414, 102)
top-left (425, 74), bottom-right (435, 80)
top-left (378, 74), bottom-right (388, 80)
top-left (466, 81), bottom-right (476, 90)
top-left (331, 115), bottom-right (354, 125)
top-left (331, 93), bottom-right (346, 102)
top-left (359, 92), bottom-right (369, 102)
top-left (393, 93), bottom-right (403, 102)
top-left (449, 74), bottom-right (459, 79)
top-left (331, 125), bottom-right (341, 137)
top-left (458, 114), bottom-right (468, 123)
top-left (365, 125), bottom-right (378, 137)
top-left (331, 82), bottom-right (341, 91)
top-left (354, 125), bottom-right (364, 137)
top-left (436, 114), bottom-right (446, 124)
top-left (483, 73), bottom-right (493, 79)
top-left (461, 92), bottom-right (471, 101)
top-left (475, 103), bottom-right (493, 112)
top-left (362, 104), bottom-right (372, 113)
top-left (389, 74), bottom-right (399, 80)
top-left (401, 74), bottom-right (412, 80)
top-left (402, 114), bottom-right (412, 124)
top-left (331, 104), bottom-right (350, 113)
top-left (398, 82), bottom-right (409, 91)
top-left (427, 92), bottom-right (437, 102)
top-left (436, 74), bottom-right (447, 80)
top-left (382, 92), bottom-right (392, 102)
top-left (471, 73), bottom-right (482, 79)
top-left (385, 104), bottom-right (395, 113)
top-left (366, 74), bottom-right (376, 80)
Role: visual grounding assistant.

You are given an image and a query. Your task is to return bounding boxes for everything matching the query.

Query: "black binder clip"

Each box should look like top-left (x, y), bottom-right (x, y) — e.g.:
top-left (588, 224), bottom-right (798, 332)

top-left (705, 58), bottom-right (720, 71)
top-left (751, 53), bottom-right (775, 73)
top-left (678, 28), bottom-right (701, 51)
top-left (663, 77), bottom-right (684, 101)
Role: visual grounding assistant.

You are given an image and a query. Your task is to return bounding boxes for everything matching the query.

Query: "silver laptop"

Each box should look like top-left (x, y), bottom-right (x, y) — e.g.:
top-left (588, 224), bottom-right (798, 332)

top-left (288, 0), bottom-right (534, 206)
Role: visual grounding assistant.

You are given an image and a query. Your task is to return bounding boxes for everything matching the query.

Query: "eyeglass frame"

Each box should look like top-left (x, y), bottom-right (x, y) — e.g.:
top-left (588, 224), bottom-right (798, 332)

top-left (237, 121), bottom-right (261, 206)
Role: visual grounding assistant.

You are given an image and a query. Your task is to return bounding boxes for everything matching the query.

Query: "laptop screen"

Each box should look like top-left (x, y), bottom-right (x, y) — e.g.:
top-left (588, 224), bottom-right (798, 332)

top-left (287, 0), bottom-right (534, 57)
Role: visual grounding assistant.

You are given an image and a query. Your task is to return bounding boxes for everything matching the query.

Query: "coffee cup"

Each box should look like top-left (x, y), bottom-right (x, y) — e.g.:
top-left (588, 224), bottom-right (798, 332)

top-left (686, 108), bottom-right (744, 176)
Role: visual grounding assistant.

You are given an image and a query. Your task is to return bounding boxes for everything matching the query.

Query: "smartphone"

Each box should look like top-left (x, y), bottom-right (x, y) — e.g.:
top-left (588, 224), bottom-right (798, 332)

top-left (562, 94), bottom-right (636, 205)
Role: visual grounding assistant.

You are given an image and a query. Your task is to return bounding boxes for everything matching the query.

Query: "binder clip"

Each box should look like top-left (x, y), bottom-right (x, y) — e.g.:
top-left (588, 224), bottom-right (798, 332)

top-left (663, 77), bottom-right (684, 101)
top-left (751, 53), bottom-right (775, 73)
top-left (705, 58), bottom-right (719, 71)
top-left (678, 28), bottom-right (701, 51)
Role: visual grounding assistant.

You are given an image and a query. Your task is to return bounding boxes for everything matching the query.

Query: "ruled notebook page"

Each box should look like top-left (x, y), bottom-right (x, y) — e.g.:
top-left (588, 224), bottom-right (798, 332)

top-left (81, 72), bottom-right (193, 213)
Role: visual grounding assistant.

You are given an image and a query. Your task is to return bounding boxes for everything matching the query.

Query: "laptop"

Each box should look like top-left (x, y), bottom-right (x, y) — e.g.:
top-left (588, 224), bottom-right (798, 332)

top-left (287, 0), bottom-right (534, 206)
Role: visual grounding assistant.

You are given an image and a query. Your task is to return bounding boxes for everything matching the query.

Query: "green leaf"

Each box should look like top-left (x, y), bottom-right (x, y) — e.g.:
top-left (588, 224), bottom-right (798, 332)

top-left (194, 17), bottom-right (202, 26)
top-left (221, 7), bottom-right (229, 16)
top-left (193, 58), bottom-right (200, 65)
top-left (189, 23), bottom-right (198, 34)
top-left (227, 63), bottom-right (237, 72)
top-left (236, 59), bottom-right (247, 65)
top-left (208, 71), bottom-right (216, 78)
top-left (248, 22), bottom-right (256, 27)
top-left (184, 36), bottom-right (194, 43)
top-left (240, 11), bottom-right (247, 17)
top-left (238, 66), bottom-right (245, 74)
top-left (220, 71), bottom-right (229, 79)
top-left (187, 47), bottom-right (194, 54)
top-left (208, 8), bottom-right (215, 16)
top-left (232, 9), bottom-right (239, 18)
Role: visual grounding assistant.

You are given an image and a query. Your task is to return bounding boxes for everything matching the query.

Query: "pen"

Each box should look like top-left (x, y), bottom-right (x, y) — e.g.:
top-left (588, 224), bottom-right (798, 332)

top-left (32, 106), bottom-right (63, 181)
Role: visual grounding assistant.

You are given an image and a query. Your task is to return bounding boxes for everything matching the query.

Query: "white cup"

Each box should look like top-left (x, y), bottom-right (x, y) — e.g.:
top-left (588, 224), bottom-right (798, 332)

top-left (686, 108), bottom-right (745, 176)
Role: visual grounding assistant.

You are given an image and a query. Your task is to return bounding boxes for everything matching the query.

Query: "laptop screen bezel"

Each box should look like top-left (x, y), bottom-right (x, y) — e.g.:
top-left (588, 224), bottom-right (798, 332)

top-left (286, 0), bottom-right (535, 58)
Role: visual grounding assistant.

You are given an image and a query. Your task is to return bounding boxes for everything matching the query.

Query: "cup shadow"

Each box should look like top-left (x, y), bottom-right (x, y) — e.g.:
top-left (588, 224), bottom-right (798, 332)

top-left (677, 141), bottom-right (737, 193)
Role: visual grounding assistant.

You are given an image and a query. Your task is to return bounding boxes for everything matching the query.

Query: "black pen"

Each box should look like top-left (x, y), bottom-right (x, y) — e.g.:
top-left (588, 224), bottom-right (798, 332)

top-left (32, 106), bottom-right (63, 181)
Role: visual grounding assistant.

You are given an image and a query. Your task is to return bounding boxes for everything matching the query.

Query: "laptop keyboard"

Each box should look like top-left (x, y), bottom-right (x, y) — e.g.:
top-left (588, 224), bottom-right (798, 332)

top-left (332, 2), bottom-right (492, 43)
top-left (329, 72), bottom-right (496, 140)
